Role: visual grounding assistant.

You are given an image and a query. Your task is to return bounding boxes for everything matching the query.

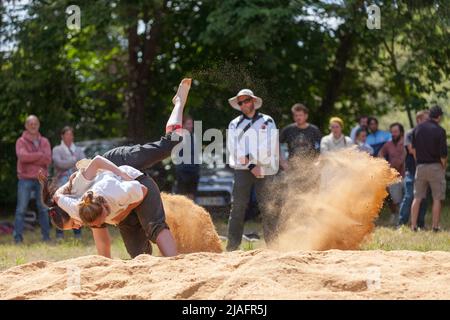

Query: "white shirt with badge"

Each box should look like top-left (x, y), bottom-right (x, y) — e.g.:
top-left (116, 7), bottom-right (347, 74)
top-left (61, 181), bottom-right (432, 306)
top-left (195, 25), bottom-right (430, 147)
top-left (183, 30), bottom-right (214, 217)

top-left (227, 112), bottom-right (279, 176)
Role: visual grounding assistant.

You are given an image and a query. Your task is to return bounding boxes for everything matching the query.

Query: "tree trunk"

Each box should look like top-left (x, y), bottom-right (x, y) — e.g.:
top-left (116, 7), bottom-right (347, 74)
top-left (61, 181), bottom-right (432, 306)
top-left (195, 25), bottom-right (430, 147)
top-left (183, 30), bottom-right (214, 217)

top-left (125, 4), bottom-right (165, 143)
top-left (318, 29), bottom-right (355, 127)
top-left (382, 39), bottom-right (415, 129)
top-left (318, 0), bottom-right (364, 129)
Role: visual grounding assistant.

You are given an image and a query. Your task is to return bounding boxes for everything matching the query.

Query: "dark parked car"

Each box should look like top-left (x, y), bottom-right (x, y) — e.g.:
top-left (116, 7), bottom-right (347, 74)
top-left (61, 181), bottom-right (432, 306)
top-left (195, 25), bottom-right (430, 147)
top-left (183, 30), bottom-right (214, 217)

top-left (194, 157), bottom-right (234, 218)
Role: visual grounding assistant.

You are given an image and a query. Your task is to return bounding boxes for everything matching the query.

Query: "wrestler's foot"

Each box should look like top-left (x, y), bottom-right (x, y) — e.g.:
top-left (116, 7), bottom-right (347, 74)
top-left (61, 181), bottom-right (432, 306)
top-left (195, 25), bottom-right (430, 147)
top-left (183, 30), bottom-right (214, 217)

top-left (172, 78), bottom-right (192, 107)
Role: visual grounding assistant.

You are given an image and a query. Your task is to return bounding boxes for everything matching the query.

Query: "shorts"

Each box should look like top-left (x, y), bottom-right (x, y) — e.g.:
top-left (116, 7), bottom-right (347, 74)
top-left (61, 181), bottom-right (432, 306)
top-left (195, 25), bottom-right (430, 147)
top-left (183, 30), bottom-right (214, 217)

top-left (414, 163), bottom-right (446, 201)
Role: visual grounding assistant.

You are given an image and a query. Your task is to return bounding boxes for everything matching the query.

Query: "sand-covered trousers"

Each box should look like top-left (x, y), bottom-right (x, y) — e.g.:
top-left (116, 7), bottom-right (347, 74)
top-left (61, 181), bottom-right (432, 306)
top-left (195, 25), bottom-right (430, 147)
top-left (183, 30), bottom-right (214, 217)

top-left (102, 132), bottom-right (182, 258)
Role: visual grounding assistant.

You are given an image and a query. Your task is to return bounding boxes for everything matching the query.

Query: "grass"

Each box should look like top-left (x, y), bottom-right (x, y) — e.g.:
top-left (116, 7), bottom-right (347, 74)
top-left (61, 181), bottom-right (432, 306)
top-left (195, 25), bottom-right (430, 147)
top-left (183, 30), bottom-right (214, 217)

top-left (0, 227), bottom-right (131, 271)
top-left (361, 201), bottom-right (450, 251)
top-left (362, 226), bottom-right (450, 251)
top-left (0, 201), bottom-right (449, 271)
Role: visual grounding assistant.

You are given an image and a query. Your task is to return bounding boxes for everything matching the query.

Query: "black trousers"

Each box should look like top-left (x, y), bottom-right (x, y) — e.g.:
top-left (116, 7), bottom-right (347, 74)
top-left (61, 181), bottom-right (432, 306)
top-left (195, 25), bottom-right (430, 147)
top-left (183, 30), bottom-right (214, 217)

top-left (226, 170), bottom-right (278, 251)
top-left (102, 132), bottom-right (181, 258)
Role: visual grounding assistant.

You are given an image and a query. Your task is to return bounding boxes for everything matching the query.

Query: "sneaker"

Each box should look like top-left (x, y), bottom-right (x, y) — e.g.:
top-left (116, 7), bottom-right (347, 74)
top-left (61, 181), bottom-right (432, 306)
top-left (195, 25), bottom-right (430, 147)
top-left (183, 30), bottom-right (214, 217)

top-left (432, 227), bottom-right (441, 233)
top-left (243, 233), bottom-right (260, 242)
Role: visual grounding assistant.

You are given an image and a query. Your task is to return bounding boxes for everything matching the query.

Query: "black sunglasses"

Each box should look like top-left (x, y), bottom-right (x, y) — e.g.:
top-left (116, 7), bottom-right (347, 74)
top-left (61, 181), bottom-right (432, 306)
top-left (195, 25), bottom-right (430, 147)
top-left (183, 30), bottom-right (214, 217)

top-left (237, 97), bottom-right (253, 106)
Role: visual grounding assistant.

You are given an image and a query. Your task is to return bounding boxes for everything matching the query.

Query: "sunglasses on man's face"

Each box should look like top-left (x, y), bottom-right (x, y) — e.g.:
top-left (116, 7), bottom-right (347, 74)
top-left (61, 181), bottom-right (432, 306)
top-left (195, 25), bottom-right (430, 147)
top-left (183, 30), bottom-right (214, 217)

top-left (237, 98), bottom-right (253, 106)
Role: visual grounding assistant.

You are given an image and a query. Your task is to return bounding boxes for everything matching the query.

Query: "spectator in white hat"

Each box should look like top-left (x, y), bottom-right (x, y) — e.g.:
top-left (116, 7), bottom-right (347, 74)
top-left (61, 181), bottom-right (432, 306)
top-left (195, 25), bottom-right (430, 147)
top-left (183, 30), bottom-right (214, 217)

top-left (226, 89), bottom-right (279, 251)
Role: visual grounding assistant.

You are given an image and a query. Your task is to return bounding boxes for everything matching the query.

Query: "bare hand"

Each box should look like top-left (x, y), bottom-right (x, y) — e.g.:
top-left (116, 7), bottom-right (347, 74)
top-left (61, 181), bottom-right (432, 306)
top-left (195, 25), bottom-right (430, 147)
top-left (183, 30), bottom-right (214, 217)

top-left (251, 165), bottom-right (264, 178)
top-left (239, 157), bottom-right (249, 165)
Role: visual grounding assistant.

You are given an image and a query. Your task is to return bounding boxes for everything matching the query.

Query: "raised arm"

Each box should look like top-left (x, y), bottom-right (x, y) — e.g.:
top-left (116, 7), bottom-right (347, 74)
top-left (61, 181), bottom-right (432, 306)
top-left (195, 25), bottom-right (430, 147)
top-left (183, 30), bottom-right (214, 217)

top-left (82, 155), bottom-right (133, 181)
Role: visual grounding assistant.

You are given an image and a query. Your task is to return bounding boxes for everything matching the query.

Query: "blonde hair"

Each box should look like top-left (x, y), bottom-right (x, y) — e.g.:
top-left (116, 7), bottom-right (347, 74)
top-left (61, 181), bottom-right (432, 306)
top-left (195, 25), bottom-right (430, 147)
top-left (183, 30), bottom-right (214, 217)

top-left (329, 117), bottom-right (344, 129)
top-left (79, 191), bottom-right (107, 224)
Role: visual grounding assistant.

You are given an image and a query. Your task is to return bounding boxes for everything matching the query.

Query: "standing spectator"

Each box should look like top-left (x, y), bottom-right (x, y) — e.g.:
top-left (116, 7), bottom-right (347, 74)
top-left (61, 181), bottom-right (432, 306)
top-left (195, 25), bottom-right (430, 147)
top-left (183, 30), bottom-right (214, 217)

top-left (354, 128), bottom-right (374, 155)
top-left (318, 117), bottom-right (353, 192)
top-left (279, 103), bottom-right (322, 168)
top-left (320, 117), bottom-right (353, 154)
top-left (398, 110), bottom-right (429, 228)
top-left (226, 89), bottom-right (279, 251)
top-left (411, 106), bottom-right (447, 232)
top-left (350, 115), bottom-right (369, 142)
top-left (52, 126), bottom-right (85, 240)
top-left (174, 115), bottom-right (200, 200)
top-left (378, 123), bottom-right (406, 224)
top-left (367, 117), bottom-right (391, 156)
top-left (14, 115), bottom-right (52, 243)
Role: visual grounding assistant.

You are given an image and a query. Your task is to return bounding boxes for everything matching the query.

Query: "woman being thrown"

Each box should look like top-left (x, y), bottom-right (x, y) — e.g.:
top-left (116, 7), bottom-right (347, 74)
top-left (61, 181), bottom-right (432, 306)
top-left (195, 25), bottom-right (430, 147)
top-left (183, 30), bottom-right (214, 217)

top-left (40, 78), bottom-right (192, 259)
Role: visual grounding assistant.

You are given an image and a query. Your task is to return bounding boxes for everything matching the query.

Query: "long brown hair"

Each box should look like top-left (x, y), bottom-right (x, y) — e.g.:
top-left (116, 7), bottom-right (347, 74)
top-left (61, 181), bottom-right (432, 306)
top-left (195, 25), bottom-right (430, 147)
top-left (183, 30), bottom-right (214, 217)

top-left (78, 191), bottom-right (107, 224)
top-left (38, 171), bottom-right (72, 230)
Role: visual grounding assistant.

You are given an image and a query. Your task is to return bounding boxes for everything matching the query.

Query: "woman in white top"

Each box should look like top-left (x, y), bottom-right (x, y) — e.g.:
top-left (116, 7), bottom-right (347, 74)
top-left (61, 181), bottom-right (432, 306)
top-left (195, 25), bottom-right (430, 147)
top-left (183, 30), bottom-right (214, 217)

top-left (320, 117), bottom-right (353, 154)
top-left (39, 79), bottom-right (192, 258)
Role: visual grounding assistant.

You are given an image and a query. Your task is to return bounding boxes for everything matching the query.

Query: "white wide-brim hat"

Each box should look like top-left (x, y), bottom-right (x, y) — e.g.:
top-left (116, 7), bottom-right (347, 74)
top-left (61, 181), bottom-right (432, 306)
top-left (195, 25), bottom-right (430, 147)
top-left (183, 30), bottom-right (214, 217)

top-left (228, 89), bottom-right (263, 111)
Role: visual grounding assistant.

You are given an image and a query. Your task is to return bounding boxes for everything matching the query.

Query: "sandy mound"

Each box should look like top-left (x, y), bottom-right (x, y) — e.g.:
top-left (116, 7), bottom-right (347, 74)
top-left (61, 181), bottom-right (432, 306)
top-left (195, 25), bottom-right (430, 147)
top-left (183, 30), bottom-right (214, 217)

top-left (162, 193), bottom-right (222, 254)
top-left (1, 249), bottom-right (450, 299)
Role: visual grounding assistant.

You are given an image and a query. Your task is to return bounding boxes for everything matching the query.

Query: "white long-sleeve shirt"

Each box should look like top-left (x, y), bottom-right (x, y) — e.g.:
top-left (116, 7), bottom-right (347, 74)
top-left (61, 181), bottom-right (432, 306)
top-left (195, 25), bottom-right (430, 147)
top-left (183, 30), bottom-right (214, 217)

top-left (57, 165), bottom-right (144, 225)
top-left (227, 112), bottom-right (279, 176)
top-left (320, 134), bottom-right (354, 154)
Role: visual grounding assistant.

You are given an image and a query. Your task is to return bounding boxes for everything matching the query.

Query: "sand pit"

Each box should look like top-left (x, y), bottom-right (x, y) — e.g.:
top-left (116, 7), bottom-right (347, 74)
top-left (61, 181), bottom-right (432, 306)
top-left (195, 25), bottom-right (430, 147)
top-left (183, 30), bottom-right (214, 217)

top-left (1, 249), bottom-right (450, 299)
top-left (2, 150), bottom-right (440, 300)
top-left (162, 193), bottom-right (222, 254)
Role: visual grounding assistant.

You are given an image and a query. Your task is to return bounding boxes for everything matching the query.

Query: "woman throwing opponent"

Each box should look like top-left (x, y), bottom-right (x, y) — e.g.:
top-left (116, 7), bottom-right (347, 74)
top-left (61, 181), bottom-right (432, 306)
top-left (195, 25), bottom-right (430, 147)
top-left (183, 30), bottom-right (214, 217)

top-left (40, 78), bottom-right (192, 259)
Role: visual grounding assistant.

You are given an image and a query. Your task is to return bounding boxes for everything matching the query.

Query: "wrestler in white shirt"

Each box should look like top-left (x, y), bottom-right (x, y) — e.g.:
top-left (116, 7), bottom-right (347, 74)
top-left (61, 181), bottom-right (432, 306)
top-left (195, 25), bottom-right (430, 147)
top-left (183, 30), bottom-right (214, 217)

top-left (56, 164), bottom-right (145, 225)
